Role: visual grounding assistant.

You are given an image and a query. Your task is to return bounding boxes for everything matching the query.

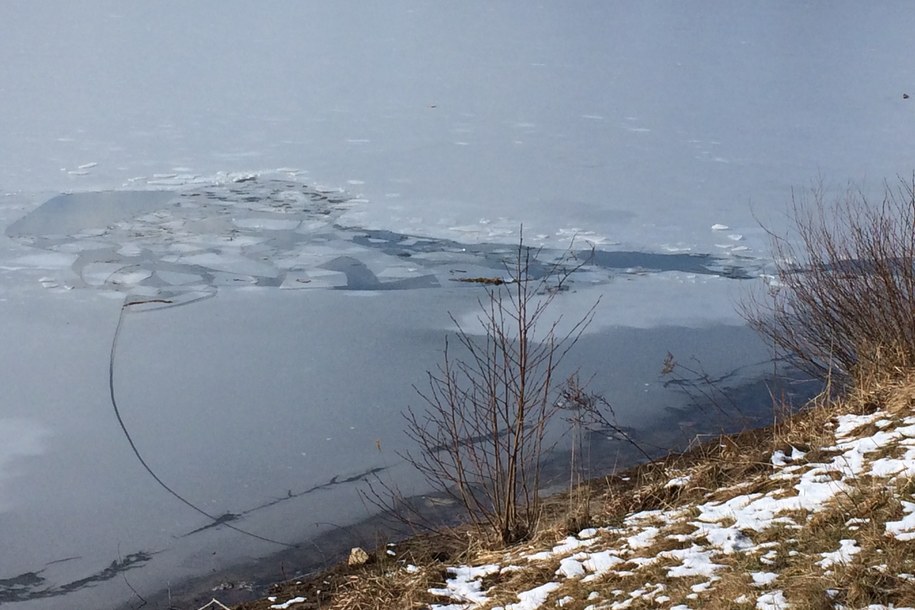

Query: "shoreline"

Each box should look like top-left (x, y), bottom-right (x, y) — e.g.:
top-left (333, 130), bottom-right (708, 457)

top-left (152, 368), bottom-right (817, 610)
top-left (222, 375), bottom-right (915, 610)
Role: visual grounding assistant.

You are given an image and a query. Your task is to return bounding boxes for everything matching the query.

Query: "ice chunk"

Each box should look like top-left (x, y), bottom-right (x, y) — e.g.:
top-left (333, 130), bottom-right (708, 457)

top-left (233, 217), bottom-right (302, 231)
top-left (280, 270), bottom-right (347, 289)
top-left (181, 252), bottom-right (278, 278)
top-left (13, 252), bottom-right (78, 269)
top-left (107, 269), bottom-right (153, 286)
top-left (81, 263), bottom-right (127, 286)
top-left (157, 270), bottom-right (204, 285)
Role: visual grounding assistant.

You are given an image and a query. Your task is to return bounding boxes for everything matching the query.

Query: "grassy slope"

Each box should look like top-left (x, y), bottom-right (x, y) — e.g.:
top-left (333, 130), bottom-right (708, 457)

top-left (230, 377), bottom-right (915, 610)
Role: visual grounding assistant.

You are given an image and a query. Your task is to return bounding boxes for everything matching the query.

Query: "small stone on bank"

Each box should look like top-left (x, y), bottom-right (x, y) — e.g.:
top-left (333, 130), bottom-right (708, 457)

top-left (348, 547), bottom-right (370, 566)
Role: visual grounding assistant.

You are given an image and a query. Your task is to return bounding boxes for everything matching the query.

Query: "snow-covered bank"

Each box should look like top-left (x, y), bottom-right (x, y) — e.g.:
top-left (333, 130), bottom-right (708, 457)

top-left (250, 380), bottom-right (915, 610)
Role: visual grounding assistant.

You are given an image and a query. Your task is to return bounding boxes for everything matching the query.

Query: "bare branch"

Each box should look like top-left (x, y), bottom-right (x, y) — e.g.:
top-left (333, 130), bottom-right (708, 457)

top-left (390, 229), bottom-right (601, 543)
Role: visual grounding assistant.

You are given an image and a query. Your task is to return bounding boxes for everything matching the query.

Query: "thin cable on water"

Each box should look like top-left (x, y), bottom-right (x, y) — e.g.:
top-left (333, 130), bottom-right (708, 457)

top-left (109, 298), bottom-right (296, 549)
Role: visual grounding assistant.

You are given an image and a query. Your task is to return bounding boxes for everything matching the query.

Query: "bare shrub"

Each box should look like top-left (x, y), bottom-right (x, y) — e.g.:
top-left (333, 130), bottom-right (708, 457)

top-left (401, 234), bottom-right (597, 544)
top-left (743, 177), bottom-right (915, 388)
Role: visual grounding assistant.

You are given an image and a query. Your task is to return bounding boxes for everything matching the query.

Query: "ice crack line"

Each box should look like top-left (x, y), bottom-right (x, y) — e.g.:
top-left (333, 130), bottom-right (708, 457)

top-left (109, 297), bottom-right (296, 549)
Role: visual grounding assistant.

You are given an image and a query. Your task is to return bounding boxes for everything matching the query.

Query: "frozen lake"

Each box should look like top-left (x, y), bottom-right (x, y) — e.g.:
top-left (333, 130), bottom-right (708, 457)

top-left (0, 182), bottom-right (775, 609)
top-left (1, 2), bottom-right (914, 608)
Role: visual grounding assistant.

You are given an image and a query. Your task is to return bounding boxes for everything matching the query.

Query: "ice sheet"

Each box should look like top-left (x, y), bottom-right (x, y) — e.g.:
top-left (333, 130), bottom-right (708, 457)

top-left (4, 177), bottom-right (766, 322)
top-left (4, 3), bottom-right (914, 257)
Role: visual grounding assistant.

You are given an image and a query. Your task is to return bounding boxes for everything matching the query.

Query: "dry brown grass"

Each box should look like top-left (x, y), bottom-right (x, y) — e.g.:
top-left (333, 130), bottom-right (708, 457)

top-left (329, 566), bottom-right (435, 610)
top-left (232, 377), bottom-right (915, 610)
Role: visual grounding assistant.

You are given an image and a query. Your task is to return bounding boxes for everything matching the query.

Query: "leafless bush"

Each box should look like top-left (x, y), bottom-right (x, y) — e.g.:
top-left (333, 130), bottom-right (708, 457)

top-left (743, 177), bottom-right (915, 387)
top-left (401, 234), bottom-right (597, 544)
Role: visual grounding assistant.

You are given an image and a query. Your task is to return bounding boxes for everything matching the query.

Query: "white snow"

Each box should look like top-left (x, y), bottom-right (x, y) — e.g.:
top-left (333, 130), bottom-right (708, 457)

top-left (756, 590), bottom-right (790, 610)
top-left (557, 556), bottom-right (586, 578)
top-left (816, 539), bottom-right (861, 571)
top-left (833, 413), bottom-right (883, 437)
top-left (270, 597), bottom-right (305, 610)
top-left (581, 551), bottom-right (624, 577)
top-left (625, 527), bottom-right (659, 550)
top-left (751, 572), bottom-right (778, 587)
top-left (528, 534), bottom-right (597, 562)
top-left (408, 401), bottom-right (915, 610)
top-left (660, 546), bottom-right (724, 578)
top-left (886, 501), bottom-right (915, 541)
top-left (493, 582), bottom-right (561, 610)
top-left (270, 597), bottom-right (306, 610)
top-left (269, 597), bottom-right (306, 609)
top-left (666, 475), bottom-right (692, 488)
top-left (429, 564), bottom-right (500, 608)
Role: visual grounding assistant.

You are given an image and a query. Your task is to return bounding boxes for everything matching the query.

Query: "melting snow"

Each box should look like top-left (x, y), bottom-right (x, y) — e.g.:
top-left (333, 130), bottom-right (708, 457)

top-left (429, 564), bottom-right (500, 608)
top-left (751, 572), bottom-right (778, 587)
top-left (816, 539), bottom-right (861, 570)
top-left (269, 597), bottom-right (306, 609)
top-left (493, 582), bottom-right (561, 610)
top-left (417, 405), bottom-right (915, 609)
top-left (756, 590), bottom-right (789, 609)
top-left (886, 501), bottom-right (915, 541)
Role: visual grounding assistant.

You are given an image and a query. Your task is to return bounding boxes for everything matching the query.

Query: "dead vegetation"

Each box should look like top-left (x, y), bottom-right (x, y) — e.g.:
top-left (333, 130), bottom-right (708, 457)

top-left (371, 233), bottom-right (601, 546)
top-left (231, 381), bottom-right (915, 610)
top-left (743, 176), bottom-right (915, 388)
top-left (450, 277), bottom-right (511, 285)
top-left (226, 180), bottom-right (915, 609)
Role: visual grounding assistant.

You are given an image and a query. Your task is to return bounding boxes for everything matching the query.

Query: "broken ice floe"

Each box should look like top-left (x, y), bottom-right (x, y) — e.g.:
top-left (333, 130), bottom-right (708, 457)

top-left (6, 177), bottom-right (428, 300)
top-left (6, 176), bottom-right (766, 304)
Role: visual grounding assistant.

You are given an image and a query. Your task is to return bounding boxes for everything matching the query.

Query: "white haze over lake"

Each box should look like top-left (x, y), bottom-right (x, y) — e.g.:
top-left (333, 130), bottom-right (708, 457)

top-left (1, 2), bottom-right (914, 608)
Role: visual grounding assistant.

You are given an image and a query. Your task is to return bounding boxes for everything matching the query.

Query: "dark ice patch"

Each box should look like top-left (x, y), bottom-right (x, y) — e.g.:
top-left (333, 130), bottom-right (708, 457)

top-left (7, 190), bottom-right (175, 237)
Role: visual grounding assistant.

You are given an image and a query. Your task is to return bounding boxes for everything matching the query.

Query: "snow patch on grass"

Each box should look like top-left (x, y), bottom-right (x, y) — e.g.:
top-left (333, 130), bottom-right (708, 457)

top-left (329, 396), bottom-right (915, 610)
